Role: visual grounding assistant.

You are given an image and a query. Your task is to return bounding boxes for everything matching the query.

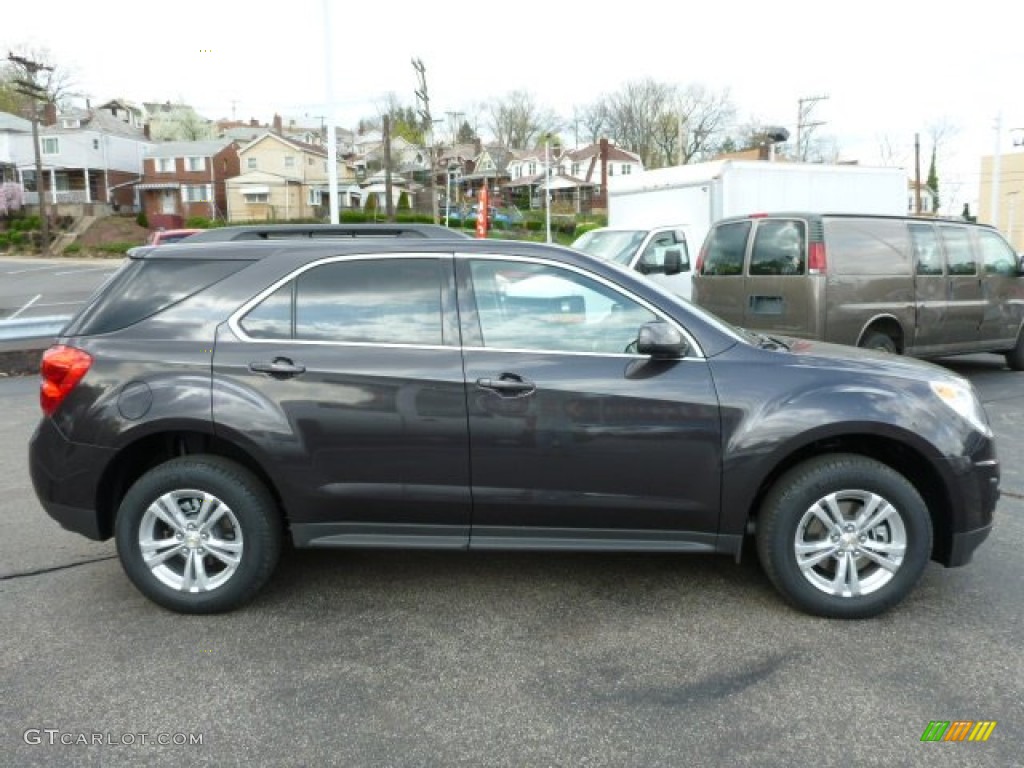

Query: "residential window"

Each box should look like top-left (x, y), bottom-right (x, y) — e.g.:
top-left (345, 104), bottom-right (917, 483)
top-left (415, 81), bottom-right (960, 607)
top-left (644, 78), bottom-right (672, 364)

top-left (622, 164), bottom-right (632, 175)
top-left (244, 192), bottom-right (268, 204)
top-left (528, 162), bottom-right (536, 175)
top-left (608, 165), bottom-right (615, 176)
top-left (55, 173), bottom-right (70, 192)
top-left (183, 184), bottom-right (212, 203)
top-left (247, 158), bottom-right (257, 170)
top-left (308, 157), bottom-right (314, 166)
top-left (571, 163), bottom-right (580, 176)
top-left (308, 188), bottom-right (323, 206)
top-left (284, 156), bottom-right (295, 168)
top-left (41, 137), bottom-right (59, 155)
top-left (60, 119), bottom-right (80, 129)
top-left (186, 156), bottom-right (206, 172)
top-left (93, 139), bottom-right (100, 150)
top-left (156, 157), bottom-right (174, 173)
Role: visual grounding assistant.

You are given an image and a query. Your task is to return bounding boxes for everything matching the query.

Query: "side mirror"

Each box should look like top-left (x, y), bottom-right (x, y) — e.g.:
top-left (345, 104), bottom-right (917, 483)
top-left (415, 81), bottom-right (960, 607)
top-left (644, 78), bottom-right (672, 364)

top-left (664, 248), bottom-right (683, 275)
top-left (636, 321), bottom-right (687, 358)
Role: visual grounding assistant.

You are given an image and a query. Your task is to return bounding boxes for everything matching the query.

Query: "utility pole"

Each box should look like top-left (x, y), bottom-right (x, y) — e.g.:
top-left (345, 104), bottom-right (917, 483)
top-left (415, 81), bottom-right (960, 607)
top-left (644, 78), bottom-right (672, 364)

top-left (8, 52), bottom-right (53, 256)
top-left (914, 133), bottom-right (922, 214)
top-left (990, 113), bottom-right (1002, 229)
top-left (412, 58), bottom-right (438, 224)
top-left (796, 94), bottom-right (828, 161)
top-left (446, 111), bottom-right (464, 146)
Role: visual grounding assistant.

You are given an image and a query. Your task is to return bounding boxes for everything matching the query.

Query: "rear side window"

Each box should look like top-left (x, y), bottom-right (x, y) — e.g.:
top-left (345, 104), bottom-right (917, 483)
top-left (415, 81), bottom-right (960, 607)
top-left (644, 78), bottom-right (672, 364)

top-left (939, 226), bottom-right (976, 275)
top-left (240, 258), bottom-right (444, 346)
top-left (750, 220), bottom-right (805, 275)
top-left (909, 224), bottom-right (943, 275)
top-left (65, 259), bottom-right (248, 336)
top-left (825, 218), bottom-right (909, 276)
top-left (978, 229), bottom-right (1017, 276)
top-left (702, 221), bottom-right (750, 275)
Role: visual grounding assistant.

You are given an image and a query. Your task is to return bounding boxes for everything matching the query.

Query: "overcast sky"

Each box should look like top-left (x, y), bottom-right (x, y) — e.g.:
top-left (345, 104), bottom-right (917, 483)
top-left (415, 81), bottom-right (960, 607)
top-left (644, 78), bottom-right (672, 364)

top-left (5, 0), bottom-right (1022, 215)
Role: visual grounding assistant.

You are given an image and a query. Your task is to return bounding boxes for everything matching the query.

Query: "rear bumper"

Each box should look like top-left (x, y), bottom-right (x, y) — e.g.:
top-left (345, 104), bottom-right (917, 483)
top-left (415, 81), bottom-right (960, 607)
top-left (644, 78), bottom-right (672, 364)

top-left (29, 418), bottom-right (114, 541)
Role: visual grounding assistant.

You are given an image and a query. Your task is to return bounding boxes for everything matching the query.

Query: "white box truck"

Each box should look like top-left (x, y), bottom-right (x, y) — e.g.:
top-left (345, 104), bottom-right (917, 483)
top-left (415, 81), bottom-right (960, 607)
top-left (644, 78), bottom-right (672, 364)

top-left (573, 160), bottom-right (908, 299)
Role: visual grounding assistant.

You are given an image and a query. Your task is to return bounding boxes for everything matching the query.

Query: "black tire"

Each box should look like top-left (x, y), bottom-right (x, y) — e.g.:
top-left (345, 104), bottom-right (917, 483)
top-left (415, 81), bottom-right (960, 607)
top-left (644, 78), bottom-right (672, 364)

top-left (1005, 329), bottom-right (1024, 371)
top-left (859, 331), bottom-right (897, 354)
top-left (755, 454), bottom-right (932, 619)
top-left (115, 455), bottom-right (281, 614)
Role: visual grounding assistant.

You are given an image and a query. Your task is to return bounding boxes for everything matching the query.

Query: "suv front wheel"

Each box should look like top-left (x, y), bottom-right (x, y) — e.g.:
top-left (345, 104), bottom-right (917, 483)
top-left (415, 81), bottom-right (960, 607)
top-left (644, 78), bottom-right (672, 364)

top-left (755, 454), bottom-right (932, 619)
top-left (115, 456), bottom-right (281, 613)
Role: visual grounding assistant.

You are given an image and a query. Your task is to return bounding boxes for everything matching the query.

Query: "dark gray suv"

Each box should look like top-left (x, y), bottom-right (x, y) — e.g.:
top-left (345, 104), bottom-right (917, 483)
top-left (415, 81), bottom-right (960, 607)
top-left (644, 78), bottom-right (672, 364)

top-left (29, 236), bottom-right (1000, 617)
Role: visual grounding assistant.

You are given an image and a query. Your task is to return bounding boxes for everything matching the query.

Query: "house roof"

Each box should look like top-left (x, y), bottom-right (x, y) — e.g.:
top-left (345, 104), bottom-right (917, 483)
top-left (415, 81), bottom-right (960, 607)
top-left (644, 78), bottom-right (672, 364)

top-left (0, 111), bottom-right (32, 132)
top-left (45, 108), bottom-right (150, 139)
top-left (568, 142), bottom-right (641, 164)
top-left (147, 139), bottom-right (236, 158)
top-left (240, 132), bottom-right (327, 157)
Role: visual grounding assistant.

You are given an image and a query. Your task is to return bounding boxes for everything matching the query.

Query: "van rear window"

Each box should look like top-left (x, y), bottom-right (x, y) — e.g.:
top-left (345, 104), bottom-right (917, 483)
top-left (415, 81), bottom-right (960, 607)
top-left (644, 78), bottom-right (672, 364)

top-left (702, 221), bottom-right (751, 275)
top-left (64, 259), bottom-right (248, 336)
top-left (825, 219), bottom-right (910, 276)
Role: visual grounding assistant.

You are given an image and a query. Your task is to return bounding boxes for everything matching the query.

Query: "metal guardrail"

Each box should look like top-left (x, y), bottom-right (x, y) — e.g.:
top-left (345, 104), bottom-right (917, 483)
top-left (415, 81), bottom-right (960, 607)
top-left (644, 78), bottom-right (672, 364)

top-left (0, 315), bottom-right (69, 343)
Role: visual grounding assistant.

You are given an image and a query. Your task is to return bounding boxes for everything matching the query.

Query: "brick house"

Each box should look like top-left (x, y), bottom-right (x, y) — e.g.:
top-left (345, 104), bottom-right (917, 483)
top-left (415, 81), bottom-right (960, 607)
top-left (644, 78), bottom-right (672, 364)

top-left (138, 139), bottom-right (240, 228)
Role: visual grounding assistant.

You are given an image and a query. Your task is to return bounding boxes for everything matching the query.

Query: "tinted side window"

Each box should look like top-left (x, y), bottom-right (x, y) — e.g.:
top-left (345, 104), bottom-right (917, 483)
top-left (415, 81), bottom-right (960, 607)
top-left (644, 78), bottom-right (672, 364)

top-left (909, 224), bottom-right (943, 276)
top-left (295, 259), bottom-right (443, 344)
top-left (240, 283), bottom-right (293, 339)
top-left (750, 220), bottom-right (805, 275)
top-left (702, 221), bottom-right (750, 275)
top-left (978, 229), bottom-right (1018, 276)
top-left (241, 259), bottom-right (444, 345)
top-left (65, 259), bottom-right (249, 336)
top-left (826, 218), bottom-right (910, 276)
top-left (469, 260), bottom-right (656, 355)
top-left (939, 226), bottom-right (976, 275)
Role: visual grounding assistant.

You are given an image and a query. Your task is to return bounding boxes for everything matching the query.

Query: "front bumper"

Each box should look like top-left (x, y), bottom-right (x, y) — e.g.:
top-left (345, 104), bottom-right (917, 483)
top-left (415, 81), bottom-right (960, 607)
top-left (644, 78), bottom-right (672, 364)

top-left (29, 418), bottom-right (115, 541)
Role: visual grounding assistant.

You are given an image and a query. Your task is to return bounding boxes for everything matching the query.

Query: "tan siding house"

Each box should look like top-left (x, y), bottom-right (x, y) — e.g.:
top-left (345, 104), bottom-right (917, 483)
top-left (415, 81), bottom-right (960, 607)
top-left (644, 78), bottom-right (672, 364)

top-left (227, 132), bottom-right (354, 221)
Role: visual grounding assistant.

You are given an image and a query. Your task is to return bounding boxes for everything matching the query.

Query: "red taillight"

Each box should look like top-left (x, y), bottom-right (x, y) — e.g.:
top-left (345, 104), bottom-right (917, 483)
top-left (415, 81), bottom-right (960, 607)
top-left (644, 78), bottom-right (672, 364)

top-left (808, 242), bottom-right (826, 272)
top-left (696, 242), bottom-right (707, 274)
top-left (40, 345), bottom-right (93, 416)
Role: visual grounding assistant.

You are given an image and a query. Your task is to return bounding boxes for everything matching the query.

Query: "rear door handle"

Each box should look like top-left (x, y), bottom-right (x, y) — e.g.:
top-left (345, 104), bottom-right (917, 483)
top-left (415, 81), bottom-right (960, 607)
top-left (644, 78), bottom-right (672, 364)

top-left (249, 358), bottom-right (306, 377)
top-left (476, 374), bottom-right (536, 397)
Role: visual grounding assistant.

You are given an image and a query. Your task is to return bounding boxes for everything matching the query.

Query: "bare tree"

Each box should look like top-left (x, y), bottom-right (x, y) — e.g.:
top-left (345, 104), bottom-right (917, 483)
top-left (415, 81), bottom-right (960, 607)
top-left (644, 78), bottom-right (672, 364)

top-left (875, 133), bottom-right (907, 167)
top-left (487, 91), bottom-right (560, 150)
top-left (3, 45), bottom-right (76, 108)
top-left (575, 101), bottom-right (610, 146)
top-left (150, 106), bottom-right (214, 141)
top-left (675, 84), bottom-right (737, 164)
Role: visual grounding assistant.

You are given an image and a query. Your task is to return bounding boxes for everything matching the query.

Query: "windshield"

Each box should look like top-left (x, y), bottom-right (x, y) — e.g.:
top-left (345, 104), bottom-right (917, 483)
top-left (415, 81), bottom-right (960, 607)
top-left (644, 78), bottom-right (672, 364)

top-left (572, 229), bottom-right (647, 265)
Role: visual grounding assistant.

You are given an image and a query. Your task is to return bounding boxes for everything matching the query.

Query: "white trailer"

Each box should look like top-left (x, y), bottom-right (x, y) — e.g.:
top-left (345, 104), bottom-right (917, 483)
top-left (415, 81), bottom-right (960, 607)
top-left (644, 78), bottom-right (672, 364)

top-left (608, 159), bottom-right (908, 258)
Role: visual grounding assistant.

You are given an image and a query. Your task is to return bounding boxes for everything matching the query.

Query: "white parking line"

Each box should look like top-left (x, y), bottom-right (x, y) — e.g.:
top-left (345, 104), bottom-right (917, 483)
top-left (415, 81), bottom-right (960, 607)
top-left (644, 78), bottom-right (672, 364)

top-left (52, 267), bottom-right (118, 276)
top-left (8, 294), bottom-right (42, 320)
top-left (4, 265), bottom-right (59, 275)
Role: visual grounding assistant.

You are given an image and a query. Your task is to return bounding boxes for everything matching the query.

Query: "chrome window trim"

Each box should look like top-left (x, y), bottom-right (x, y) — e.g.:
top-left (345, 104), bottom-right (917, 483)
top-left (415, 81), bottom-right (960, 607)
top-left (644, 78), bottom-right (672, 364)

top-left (228, 252), bottom-right (449, 346)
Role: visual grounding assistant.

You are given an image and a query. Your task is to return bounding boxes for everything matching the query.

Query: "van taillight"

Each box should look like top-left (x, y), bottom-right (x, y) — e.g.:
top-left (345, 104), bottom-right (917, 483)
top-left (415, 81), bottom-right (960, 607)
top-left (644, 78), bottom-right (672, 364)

top-left (808, 242), bottom-right (826, 273)
top-left (696, 243), bottom-right (707, 274)
top-left (40, 345), bottom-right (93, 416)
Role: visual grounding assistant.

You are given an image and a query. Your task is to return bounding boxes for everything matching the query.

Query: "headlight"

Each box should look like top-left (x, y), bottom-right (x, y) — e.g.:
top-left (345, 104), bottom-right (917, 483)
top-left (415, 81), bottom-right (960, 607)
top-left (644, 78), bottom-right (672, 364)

top-left (929, 379), bottom-right (992, 436)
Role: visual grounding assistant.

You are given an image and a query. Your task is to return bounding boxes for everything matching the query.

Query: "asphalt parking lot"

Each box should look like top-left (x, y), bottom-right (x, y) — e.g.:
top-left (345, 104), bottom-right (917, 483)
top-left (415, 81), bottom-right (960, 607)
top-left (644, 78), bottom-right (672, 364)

top-left (1, 351), bottom-right (1022, 767)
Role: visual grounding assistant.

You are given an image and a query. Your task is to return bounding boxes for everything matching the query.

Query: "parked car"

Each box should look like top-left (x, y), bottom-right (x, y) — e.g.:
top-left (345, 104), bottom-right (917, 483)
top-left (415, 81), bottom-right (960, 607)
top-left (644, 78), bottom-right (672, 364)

top-left (146, 228), bottom-right (203, 246)
top-left (692, 213), bottom-right (1024, 369)
top-left (29, 236), bottom-right (999, 617)
top-left (447, 205), bottom-right (523, 226)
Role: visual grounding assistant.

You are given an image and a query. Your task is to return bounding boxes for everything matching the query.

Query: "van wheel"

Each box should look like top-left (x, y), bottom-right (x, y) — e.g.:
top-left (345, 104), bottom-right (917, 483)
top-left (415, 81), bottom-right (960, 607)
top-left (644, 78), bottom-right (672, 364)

top-left (114, 456), bottom-right (281, 614)
top-left (755, 454), bottom-right (932, 619)
top-left (1005, 329), bottom-right (1024, 371)
top-left (860, 331), bottom-right (897, 354)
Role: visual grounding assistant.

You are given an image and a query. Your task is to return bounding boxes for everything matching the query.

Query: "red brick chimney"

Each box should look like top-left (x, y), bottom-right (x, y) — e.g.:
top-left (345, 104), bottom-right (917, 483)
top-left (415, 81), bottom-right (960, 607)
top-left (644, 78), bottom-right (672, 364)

top-left (42, 102), bottom-right (58, 126)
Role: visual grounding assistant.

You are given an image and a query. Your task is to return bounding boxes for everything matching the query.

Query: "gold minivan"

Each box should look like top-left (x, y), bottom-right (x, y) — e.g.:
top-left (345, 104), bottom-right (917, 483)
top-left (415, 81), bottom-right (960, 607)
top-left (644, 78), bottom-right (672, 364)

top-left (692, 213), bottom-right (1024, 370)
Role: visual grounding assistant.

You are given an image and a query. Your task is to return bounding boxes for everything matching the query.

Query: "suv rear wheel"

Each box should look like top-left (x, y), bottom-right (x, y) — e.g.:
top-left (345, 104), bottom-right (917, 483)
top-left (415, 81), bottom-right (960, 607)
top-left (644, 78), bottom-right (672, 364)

top-left (859, 331), bottom-right (897, 354)
top-left (755, 454), bottom-right (931, 619)
top-left (115, 456), bottom-right (281, 613)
